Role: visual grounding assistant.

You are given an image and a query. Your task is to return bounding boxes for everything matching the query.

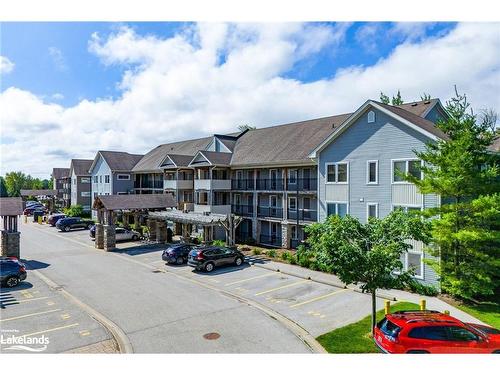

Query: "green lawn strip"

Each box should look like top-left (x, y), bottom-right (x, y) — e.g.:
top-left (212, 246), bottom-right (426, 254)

top-left (317, 301), bottom-right (419, 354)
top-left (452, 302), bottom-right (500, 329)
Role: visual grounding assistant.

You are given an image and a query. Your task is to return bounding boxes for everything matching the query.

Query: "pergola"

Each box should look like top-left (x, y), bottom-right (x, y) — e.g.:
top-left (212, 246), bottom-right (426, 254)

top-left (0, 197), bottom-right (23, 257)
top-left (20, 189), bottom-right (58, 212)
top-left (92, 194), bottom-right (176, 251)
top-left (148, 210), bottom-right (243, 246)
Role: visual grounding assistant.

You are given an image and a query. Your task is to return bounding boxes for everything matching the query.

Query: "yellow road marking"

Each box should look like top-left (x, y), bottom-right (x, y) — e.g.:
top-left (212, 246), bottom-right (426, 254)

top-left (46, 301), bottom-right (55, 306)
top-left (17, 323), bottom-right (79, 338)
top-left (225, 271), bottom-right (277, 286)
top-left (255, 280), bottom-right (309, 296)
top-left (7, 296), bottom-right (50, 304)
top-left (79, 330), bottom-right (90, 336)
top-left (290, 289), bottom-right (349, 308)
top-left (0, 309), bottom-right (61, 322)
top-left (60, 313), bottom-right (71, 320)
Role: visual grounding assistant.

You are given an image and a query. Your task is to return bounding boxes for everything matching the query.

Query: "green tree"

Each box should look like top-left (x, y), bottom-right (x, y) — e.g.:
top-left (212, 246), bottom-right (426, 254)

top-left (405, 89), bottom-right (500, 300)
top-left (4, 171), bottom-right (32, 197)
top-left (380, 90), bottom-right (404, 105)
top-left (237, 124), bottom-right (256, 132)
top-left (379, 92), bottom-right (390, 104)
top-left (305, 210), bottom-right (431, 332)
top-left (63, 205), bottom-right (84, 217)
top-left (0, 177), bottom-right (8, 197)
top-left (421, 92), bottom-right (432, 101)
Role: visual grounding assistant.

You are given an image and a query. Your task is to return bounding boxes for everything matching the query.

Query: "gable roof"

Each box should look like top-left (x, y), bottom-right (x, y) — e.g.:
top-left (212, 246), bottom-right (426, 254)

top-left (70, 159), bottom-right (93, 176)
top-left (90, 151), bottom-right (143, 173)
top-left (133, 136), bottom-right (213, 173)
top-left (0, 197), bottom-right (23, 216)
top-left (395, 99), bottom-right (442, 118)
top-left (188, 150), bottom-right (233, 167)
top-left (52, 168), bottom-right (70, 180)
top-left (160, 154), bottom-right (195, 169)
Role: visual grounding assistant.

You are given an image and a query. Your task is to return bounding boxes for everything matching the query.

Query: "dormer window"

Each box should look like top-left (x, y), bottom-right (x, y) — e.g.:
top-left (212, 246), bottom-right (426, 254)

top-left (367, 110), bottom-right (376, 123)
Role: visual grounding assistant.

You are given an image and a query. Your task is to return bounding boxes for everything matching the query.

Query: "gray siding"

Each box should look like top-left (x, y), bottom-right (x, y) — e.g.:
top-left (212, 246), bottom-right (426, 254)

top-left (113, 173), bottom-right (134, 194)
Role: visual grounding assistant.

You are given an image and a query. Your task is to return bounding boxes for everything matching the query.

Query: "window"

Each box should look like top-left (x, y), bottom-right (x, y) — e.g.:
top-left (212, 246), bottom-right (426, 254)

top-left (367, 110), bottom-right (376, 123)
top-left (81, 191), bottom-right (91, 197)
top-left (447, 327), bottom-right (478, 342)
top-left (327, 202), bottom-right (348, 217)
top-left (73, 178), bottom-right (77, 185)
top-left (105, 175), bottom-right (110, 183)
top-left (407, 252), bottom-right (423, 278)
top-left (81, 177), bottom-right (91, 183)
top-left (291, 225), bottom-right (297, 239)
top-left (326, 163), bottom-right (348, 183)
top-left (393, 205), bottom-right (422, 213)
top-left (93, 176), bottom-right (98, 183)
top-left (234, 194), bottom-right (241, 206)
top-left (392, 159), bottom-right (422, 183)
top-left (99, 175), bottom-right (102, 183)
top-left (93, 192), bottom-right (98, 198)
top-left (367, 203), bottom-right (378, 219)
top-left (289, 197), bottom-right (297, 210)
top-left (408, 326), bottom-right (449, 341)
top-left (288, 169), bottom-right (297, 184)
top-left (367, 160), bottom-right (378, 184)
top-left (117, 174), bottom-right (130, 180)
top-left (270, 195), bottom-right (277, 207)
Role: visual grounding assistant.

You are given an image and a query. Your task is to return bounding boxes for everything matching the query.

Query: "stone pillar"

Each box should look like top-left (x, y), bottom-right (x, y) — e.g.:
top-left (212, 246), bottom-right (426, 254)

top-left (95, 223), bottom-right (104, 249)
top-left (123, 213), bottom-right (130, 229)
top-left (0, 231), bottom-right (20, 258)
top-left (103, 225), bottom-right (116, 251)
top-left (255, 220), bottom-right (261, 245)
top-left (156, 221), bottom-right (167, 244)
top-left (147, 219), bottom-right (157, 242)
top-left (281, 224), bottom-right (290, 249)
top-left (174, 223), bottom-right (182, 235)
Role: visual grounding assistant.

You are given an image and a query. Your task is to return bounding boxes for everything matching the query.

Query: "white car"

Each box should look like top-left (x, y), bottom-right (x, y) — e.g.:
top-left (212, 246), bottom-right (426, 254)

top-left (115, 228), bottom-right (141, 242)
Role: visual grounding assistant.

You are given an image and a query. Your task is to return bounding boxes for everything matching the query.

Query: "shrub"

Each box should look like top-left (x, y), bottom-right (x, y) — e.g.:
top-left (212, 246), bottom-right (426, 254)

top-left (266, 249), bottom-right (277, 258)
top-left (308, 261), bottom-right (319, 271)
top-left (281, 251), bottom-right (290, 261)
top-left (289, 255), bottom-right (297, 265)
top-left (212, 239), bottom-right (226, 246)
top-left (407, 280), bottom-right (439, 296)
top-left (298, 256), bottom-right (311, 268)
top-left (245, 237), bottom-right (256, 245)
top-left (63, 205), bottom-right (84, 217)
top-left (252, 248), bottom-right (262, 255)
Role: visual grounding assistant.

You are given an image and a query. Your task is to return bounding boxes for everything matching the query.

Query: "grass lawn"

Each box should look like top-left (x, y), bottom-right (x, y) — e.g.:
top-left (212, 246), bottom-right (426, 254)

top-left (451, 301), bottom-right (500, 329)
top-left (317, 301), bottom-right (419, 354)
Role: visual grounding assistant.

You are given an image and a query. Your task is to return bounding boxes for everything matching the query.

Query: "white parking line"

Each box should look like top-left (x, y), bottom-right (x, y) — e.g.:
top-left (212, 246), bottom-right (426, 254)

top-left (0, 309), bottom-right (62, 322)
top-left (225, 271), bottom-right (278, 286)
top-left (17, 323), bottom-right (79, 338)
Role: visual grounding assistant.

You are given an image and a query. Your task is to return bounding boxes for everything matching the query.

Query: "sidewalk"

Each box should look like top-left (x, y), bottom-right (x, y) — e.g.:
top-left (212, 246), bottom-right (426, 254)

top-left (246, 255), bottom-right (485, 325)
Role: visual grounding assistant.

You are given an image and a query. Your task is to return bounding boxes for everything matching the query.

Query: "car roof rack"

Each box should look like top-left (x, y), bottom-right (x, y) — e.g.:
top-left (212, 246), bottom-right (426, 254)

top-left (392, 310), bottom-right (441, 314)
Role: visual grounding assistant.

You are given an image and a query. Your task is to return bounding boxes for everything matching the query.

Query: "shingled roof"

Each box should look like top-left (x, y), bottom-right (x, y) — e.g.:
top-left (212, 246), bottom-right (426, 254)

top-left (0, 197), bottom-right (23, 216)
top-left (396, 99), bottom-right (441, 117)
top-left (97, 151), bottom-right (144, 172)
top-left (52, 168), bottom-right (70, 180)
top-left (160, 154), bottom-right (195, 169)
top-left (70, 159), bottom-right (93, 176)
top-left (189, 150), bottom-right (233, 167)
top-left (93, 194), bottom-right (176, 211)
top-left (132, 136), bottom-right (213, 172)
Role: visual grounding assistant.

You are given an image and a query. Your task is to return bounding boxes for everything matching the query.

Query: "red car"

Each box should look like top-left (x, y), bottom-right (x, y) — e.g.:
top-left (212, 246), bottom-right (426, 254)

top-left (374, 310), bottom-right (500, 354)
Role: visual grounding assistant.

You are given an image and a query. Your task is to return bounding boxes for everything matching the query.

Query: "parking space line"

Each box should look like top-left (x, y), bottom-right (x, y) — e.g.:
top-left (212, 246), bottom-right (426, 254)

top-left (225, 271), bottom-right (278, 286)
top-left (255, 280), bottom-right (309, 296)
top-left (14, 296), bottom-right (50, 304)
top-left (0, 309), bottom-right (62, 322)
top-left (289, 288), bottom-right (348, 308)
top-left (18, 323), bottom-right (79, 338)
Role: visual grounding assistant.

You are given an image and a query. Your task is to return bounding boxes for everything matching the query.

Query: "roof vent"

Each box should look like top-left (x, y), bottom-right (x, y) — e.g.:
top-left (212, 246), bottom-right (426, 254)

top-left (424, 100), bottom-right (431, 104)
top-left (331, 123), bottom-right (335, 129)
top-left (411, 102), bottom-right (418, 106)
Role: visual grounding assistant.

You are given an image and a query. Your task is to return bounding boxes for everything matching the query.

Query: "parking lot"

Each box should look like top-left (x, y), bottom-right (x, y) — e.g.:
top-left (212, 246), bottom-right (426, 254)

top-left (0, 268), bottom-right (116, 353)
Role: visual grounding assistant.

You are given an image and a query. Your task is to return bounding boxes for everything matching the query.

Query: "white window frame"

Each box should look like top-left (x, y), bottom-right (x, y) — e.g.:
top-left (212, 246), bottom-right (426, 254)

top-left (270, 195), bottom-right (278, 208)
top-left (81, 191), bottom-right (91, 197)
top-left (326, 201), bottom-right (349, 217)
top-left (325, 162), bottom-right (349, 184)
top-left (81, 177), bottom-right (91, 184)
top-left (366, 160), bottom-right (379, 185)
top-left (93, 176), bottom-right (98, 183)
top-left (404, 251), bottom-right (424, 279)
top-left (367, 110), bottom-right (376, 123)
top-left (288, 169), bottom-right (298, 184)
top-left (99, 175), bottom-right (102, 183)
top-left (105, 175), bottom-right (110, 184)
top-left (290, 225), bottom-right (297, 240)
top-left (367, 202), bottom-right (379, 219)
top-left (117, 174), bottom-right (130, 180)
top-left (288, 196), bottom-right (297, 211)
top-left (391, 158), bottom-right (422, 184)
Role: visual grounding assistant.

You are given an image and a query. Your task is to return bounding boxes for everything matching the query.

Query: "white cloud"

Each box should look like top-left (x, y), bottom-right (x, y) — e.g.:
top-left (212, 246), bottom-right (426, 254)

top-left (1, 22), bottom-right (499, 178)
top-left (0, 56), bottom-right (15, 74)
top-left (48, 47), bottom-right (68, 71)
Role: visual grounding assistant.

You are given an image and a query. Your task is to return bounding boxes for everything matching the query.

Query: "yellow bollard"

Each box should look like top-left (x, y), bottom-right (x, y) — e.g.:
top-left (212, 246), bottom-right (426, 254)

top-left (420, 299), bottom-right (426, 311)
top-left (24, 215), bottom-right (27, 224)
top-left (38, 216), bottom-right (42, 225)
top-left (444, 310), bottom-right (450, 315)
top-left (385, 300), bottom-right (391, 315)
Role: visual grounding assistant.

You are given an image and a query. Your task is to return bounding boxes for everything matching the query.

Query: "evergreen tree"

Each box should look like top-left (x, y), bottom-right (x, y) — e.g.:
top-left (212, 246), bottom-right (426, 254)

top-left (391, 90), bottom-right (404, 105)
top-left (379, 92), bottom-right (390, 104)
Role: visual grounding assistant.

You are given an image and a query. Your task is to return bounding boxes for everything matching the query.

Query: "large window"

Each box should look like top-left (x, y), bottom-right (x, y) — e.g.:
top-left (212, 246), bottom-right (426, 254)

top-left (367, 203), bottom-right (378, 219)
top-left (327, 202), bottom-right (348, 217)
top-left (288, 169), bottom-right (297, 184)
top-left (393, 159), bottom-right (422, 182)
top-left (288, 197), bottom-right (297, 210)
top-left (105, 175), bottom-right (110, 183)
top-left (367, 160), bottom-right (378, 184)
top-left (117, 174), bottom-right (130, 180)
top-left (326, 163), bottom-right (348, 183)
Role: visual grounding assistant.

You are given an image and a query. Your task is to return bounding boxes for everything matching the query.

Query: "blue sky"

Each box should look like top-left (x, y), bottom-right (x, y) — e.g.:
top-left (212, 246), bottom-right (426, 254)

top-left (1, 22), bottom-right (456, 107)
top-left (1, 22), bottom-right (498, 178)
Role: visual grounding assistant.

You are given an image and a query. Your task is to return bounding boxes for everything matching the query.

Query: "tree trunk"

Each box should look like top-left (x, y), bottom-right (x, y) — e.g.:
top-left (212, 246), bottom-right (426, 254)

top-left (371, 290), bottom-right (377, 334)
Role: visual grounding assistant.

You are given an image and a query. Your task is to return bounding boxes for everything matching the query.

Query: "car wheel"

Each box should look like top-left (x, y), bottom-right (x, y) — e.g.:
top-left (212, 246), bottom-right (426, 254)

top-left (176, 257), bottom-right (184, 265)
top-left (406, 350), bottom-right (429, 354)
top-left (493, 350), bottom-right (500, 354)
top-left (204, 262), bottom-right (215, 272)
top-left (5, 276), bottom-right (19, 288)
top-left (132, 235), bottom-right (138, 241)
top-left (64, 226), bottom-right (71, 232)
top-left (234, 257), bottom-right (243, 266)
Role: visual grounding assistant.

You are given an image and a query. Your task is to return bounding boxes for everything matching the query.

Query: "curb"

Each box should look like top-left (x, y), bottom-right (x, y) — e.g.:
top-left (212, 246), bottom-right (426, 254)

top-left (250, 261), bottom-right (397, 301)
top-left (30, 268), bottom-right (133, 354)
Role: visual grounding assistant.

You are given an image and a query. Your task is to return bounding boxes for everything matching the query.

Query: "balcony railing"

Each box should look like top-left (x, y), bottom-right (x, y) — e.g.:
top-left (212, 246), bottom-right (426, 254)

top-left (236, 231), bottom-right (253, 243)
top-left (231, 204), bottom-right (254, 216)
top-left (257, 206), bottom-right (283, 218)
top-left (231, 179), bottom-right (255, 190)
top-left (290, 239), bottom-right (304, 249)
top-left (286, 178), bottom-right (318, 191)
top-left (256, 178), bottom-right (284, 191)
top-left (287, 209), bottom-right (318, 222)
top-left (259, 234), bottom-right (281, 247)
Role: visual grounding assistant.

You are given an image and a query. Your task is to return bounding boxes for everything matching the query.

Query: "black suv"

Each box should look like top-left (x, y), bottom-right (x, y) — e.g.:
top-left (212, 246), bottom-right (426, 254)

top-left (56, 217), bottom-right (94, 232)
top-left (0, 257), bottom-right (27, 287)
top-left (187, 246), bottom-right (245, 272)
top-left (162, 243), bottom-right (195, 265)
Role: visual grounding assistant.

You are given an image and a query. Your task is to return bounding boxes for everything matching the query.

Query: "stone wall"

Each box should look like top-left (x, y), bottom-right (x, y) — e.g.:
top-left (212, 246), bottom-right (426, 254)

top-left (281, 224), bottom-right (290, 249)
top-left (103, 225), bottom-right (116, 251)
top-left (0, 231), bottom-right (20, 258)
top-left (156, 221), bottom-right (167, 244)
top-left (95, 223), bottom-right (104, 249)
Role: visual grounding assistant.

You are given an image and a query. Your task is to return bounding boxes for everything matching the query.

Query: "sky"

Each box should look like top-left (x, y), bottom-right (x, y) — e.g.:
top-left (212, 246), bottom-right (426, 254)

top-left (1, 22), bottom-right (499, 178)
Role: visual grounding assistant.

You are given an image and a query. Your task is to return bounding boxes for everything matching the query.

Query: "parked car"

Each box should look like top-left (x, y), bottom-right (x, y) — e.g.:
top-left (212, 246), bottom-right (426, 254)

top-left (48, 213), bottom-right (66, 226)
top-left (89, 226), bottom-right (140, 242)
top-left (187, 246), bottom-right (245, 272)
top-left (56, 217), bottom-right (94, 232)
top-left (374, 310), bottom-right (500, 354)
top-left (23, 205), bottom-right (47, 216)
top-left (162, 243), bottom-right (195, 265)
top-left (0, 257), bottom-right (27, 287)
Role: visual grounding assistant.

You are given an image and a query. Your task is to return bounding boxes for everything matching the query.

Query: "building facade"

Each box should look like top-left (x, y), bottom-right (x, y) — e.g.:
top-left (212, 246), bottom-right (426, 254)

top-left (69, 159), bottom-right (93, 212)
top-left (51, 168), bottom-right (70, 208)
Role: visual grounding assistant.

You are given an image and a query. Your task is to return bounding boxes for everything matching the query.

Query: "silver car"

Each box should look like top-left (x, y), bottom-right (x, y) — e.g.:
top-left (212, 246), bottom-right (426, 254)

top-left (115, 227), bottom-right (140, 242)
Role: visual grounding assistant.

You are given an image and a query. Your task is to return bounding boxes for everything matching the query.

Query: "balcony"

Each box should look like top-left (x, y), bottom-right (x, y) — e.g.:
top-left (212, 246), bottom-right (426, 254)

top-left (231, 179), bottom-right (255, 190)
top-left (287, 209), bottom-right (318, 222)
top-left (232, 204), bottom-right (254, 216)
top-left (194, 204), bottom-right (231, 215)
top-left (286, 178), bottom-right (318, 192)
top-left (164, 179), bottom-right (194, 190)
top-left (134, 180), bottom-right (163, 189)
top-left (194, 179), bottom-right (231, 190)
top-left (290, 239), bottom-right (305, 249)
top-left (257, 206), bottom-right (283, 219)
top-left (256, 178), bottom-right (284, 191)
top-left (259, 234), bottom-right (282, 247)
top-left (236, 231), bottom-right (253, 243)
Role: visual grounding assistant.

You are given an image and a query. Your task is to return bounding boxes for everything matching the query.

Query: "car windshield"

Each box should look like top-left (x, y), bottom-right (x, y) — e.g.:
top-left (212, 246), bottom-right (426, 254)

top-left (377, 318), bottom-right (401, 338)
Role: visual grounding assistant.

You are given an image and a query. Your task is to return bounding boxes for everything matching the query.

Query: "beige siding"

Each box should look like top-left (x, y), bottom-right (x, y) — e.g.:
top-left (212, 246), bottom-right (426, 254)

top-left (391, 184), bottom-right (423, 206)
top-left (325, 184), bottom-right (349, 202)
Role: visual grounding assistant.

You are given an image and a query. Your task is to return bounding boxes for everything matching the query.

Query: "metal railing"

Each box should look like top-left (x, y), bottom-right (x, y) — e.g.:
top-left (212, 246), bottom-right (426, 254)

top-left (231, 179), bottom-right (255, 190)
top-left (286, 178), bottom-right (318, 191)
top-left (287, 209), bottom-right (317, 221)
top-left (259, 234), bottom-right (281, 247)
top-left (257, 206), bottom-right (283, 218)
top-left (256, 178), bottom-right (285, 191)
top-left (231, 204), bottom-right (254, 216)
